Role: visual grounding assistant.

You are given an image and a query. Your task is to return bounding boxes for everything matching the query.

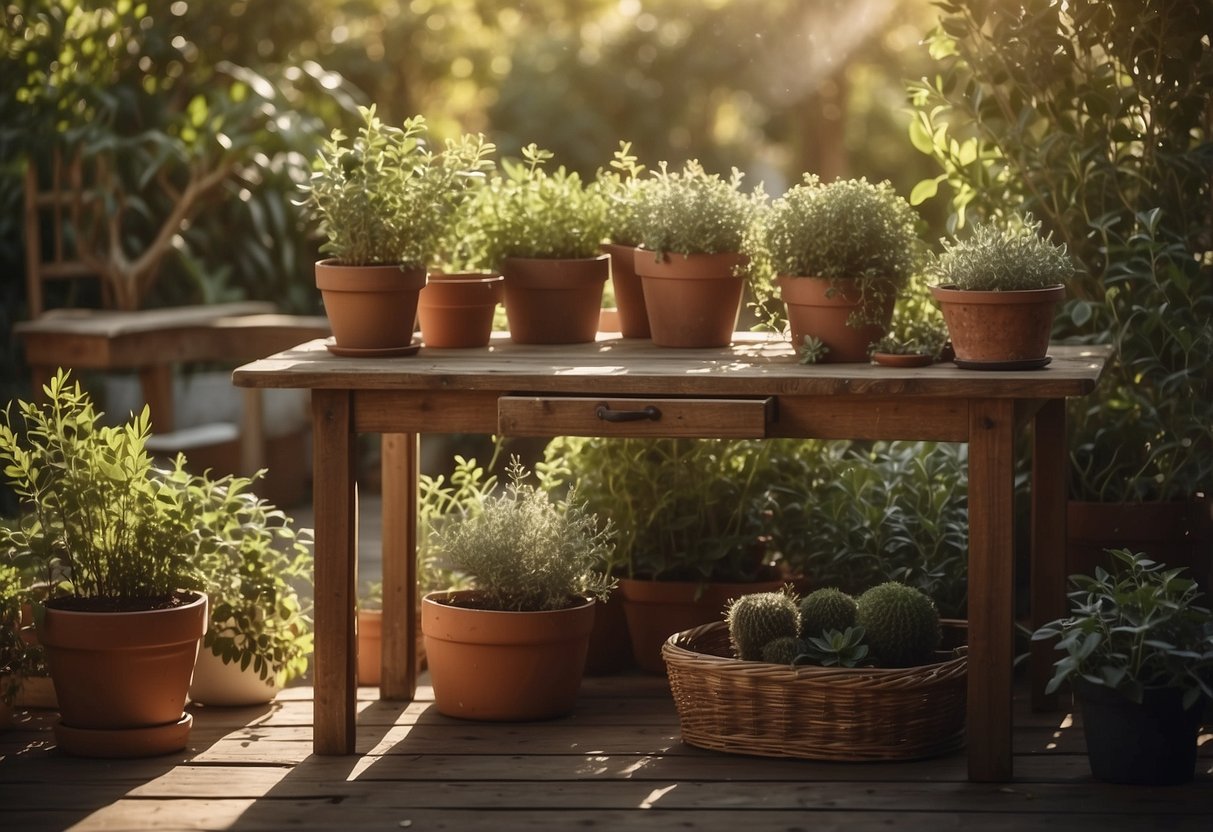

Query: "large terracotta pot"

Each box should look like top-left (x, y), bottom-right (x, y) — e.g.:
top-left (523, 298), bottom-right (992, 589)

top-left (37, 591), bottom-right (207, 757)
top-left (500, 255), bottom-right (609, 345)
top-left (778, 275), bottom-right (895, 363)
top-left (422, 590), bottom-right (595, 720)
top-left (315, 259), bottom-right (427, 353)
top-left (930, 284), bottom-right (1064, 365)
top-left (602, 243), bottom-right (650, 339)
top-left (188, 646), bottom-right (281, 707)
top-left (583, 585), bottom-right (634, 675)
top-left (417, 272), bottom-right (503, 348)
top-left (618, 577), bottom-right (789, 673)
top-left (357, 607), bottom-right (426, 686)
top-left (633, 250), bottom-right (746, 348)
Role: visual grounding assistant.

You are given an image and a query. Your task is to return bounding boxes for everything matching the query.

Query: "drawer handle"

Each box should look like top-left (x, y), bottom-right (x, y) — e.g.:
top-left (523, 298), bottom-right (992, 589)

top-left (595, 403), bottom-right (662, 423)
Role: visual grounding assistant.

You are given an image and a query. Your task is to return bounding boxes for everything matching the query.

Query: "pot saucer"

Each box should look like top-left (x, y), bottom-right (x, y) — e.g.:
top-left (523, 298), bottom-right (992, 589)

top-left (871, 352), bottom-right (934, 368)
top-left (54, 712), bottom-right (193, 758)
top-left (952, 355), bottom-right (1052, 371)
top-left (325, 339), bottom-right (421, 358)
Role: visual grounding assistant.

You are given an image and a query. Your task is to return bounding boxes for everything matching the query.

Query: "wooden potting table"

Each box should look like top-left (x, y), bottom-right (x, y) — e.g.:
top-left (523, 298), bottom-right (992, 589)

top-left (232, 333), bottom-right (1110, 781)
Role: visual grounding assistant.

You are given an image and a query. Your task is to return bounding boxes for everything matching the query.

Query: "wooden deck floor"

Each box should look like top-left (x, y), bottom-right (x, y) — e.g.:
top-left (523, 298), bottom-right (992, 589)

top-left (1, 674), bottom-right (1210, 832)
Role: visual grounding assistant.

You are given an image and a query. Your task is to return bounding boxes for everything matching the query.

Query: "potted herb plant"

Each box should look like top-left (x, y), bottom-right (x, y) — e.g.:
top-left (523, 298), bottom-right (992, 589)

top-left (1031, 548), bottom-right (1213, 785)
top-left (869, 316), bottom-right (950, 368)
top-left (417, 197), bottom-right (504, 349)
top-left (0, 559), bottom-right (41, 729)
top-left (187, 473), bottom-right (314, 707)
top-left (928, 215), bottom-right (1074, 368)
top-left (301, 105), bottom-right (493, 355)
top-left (465, 144), bottom-right (611, 345)
top-left (632, 160), bottom-right (766, 347)
top-left (746, 175), bottom-right (923, 363)
top-left (0, 371), bottom-right (217, 757)
top-left (422, 459), bottom-right (615, 719)
top-left (597, 141), bottom-right (651, 338)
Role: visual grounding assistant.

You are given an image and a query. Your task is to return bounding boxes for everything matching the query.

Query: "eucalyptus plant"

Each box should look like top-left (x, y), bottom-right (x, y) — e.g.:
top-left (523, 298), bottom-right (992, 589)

top-left (1032, 548), bottom-right (1213, 709)
top-left (302, 105), bottom-right (494, 268)
top-left (464, 144), bottom-right (610, 266)
top-left (929, 215), bottom-right (1075, 292)
top-left (632, 159), bottom-right (765, 259)
top-left (429, 458), bottom-right (615, 612)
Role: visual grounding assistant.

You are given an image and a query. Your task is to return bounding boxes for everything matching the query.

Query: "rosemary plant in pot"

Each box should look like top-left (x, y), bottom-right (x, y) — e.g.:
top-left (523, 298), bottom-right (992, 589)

top-left (0, 371), bottom-right (217, 757)
top-left (1031, 549), bottom-right (1213, 784)
top-left (302, 105), bottom-right (493, 355)
top-left (928, 215), bottom-right (1074, 367)
top-left (422, 459), bottom-right (615, 720)
top-left (597, 141), bottom-right (651, 338)
top-left (746, 175), bottom-right (922, 363)
top-left (466, 144), bottom-right (611, 344)
top-left (632, 160), bottom-right (765, 347)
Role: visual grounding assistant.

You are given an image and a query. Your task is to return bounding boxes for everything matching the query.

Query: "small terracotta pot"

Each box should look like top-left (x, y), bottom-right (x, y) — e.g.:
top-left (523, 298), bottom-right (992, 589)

top-left (634, 250), bottom-right (746, 348)
top-left (602, 243), bottom-right (650, 338)
top-left (356, 608), bottom-right (382, 686)
top-left (501, 256), bottom-right (609, 345)
top-left (315, 259), bottom-right (427, 352)
top-left (779, 276), bottom-right (895, 363)
top-left (422, 590), bottom-right (595, 720)
top-left (38, 592), bottom-right (207, 757)
top-left (930, 284), bottom-right (1064, 363)
top-left (871, 352), bottom-right (934, 368)
top-left (418, 272), bottom-right (503, 348)
top-left (618, 577), bottom-right (790, 673)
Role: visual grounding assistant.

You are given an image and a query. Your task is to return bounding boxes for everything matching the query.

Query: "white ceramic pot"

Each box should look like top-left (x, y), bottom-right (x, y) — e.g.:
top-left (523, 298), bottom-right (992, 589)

top-left (189, 647), bottom-right (281, 707)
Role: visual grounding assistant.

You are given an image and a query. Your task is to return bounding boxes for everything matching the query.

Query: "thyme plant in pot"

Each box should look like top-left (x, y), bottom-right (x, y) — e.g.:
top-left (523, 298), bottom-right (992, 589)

top-left (928, 215), bottom-right (1074, 368)
top-left (1031, 549), bottom-right (1213, 785)
top-left (632, 160), bottom-right (765, 348)
top-left (422, 459), bottom-right (615, 720)
top-left (188, 473), bottom-right (314, 707)
top-left (466, 144), bottom-right (611, 344)
top-left (597, 141), bottom-right (651, 338)
top-left (0, 371), bottom-right (217, 757)
top-left (747, 176), bottom-right (922, 362)
top-left (302, 105), bottom-right (493, 355)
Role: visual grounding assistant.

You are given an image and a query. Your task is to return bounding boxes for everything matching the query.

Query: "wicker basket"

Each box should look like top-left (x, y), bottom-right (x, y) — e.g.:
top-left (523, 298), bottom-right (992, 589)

top-left (662, 621), bottom-right (967, 761)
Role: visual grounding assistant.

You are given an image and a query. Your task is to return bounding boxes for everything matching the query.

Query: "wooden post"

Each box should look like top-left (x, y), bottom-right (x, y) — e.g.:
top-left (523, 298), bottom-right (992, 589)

top-left (380, 432), bottom-right (418, 701)
top-left (1030, 398), bottom-right (1067, 711)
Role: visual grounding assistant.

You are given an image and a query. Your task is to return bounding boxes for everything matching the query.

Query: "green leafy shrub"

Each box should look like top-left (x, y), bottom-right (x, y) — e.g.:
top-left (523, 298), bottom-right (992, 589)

top-left (0, 559), bottom-right (41, 704)
top-left (465, 144), bottom-right (609, 265)
top-left (930, 215), bottom-right (1074, 292)
top-left (632, 159), bottom-right (765, 258)
top-left (430, 459), bottom-right (615, 612)
top-left (302, 105), bottom-right (494, 267)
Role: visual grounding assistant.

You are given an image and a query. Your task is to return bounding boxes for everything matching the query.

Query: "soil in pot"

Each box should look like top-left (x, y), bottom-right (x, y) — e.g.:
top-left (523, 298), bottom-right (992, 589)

top-left (501, 256), bottom-right (608, 345)
top-left (422, 590), bottom-right (595, 720)
top-left (634, 250), bottom-right (746, 348)
top-left (602, 243), bottom-right (650, 338)
top-left (778, 276), bottom-right (894, 363)
top-left (930, 284), bottom-right (1064, 365)
top-left (418, 272), bottom-right (503, 348)
top-left (315, 260), bottom-right (426, 352)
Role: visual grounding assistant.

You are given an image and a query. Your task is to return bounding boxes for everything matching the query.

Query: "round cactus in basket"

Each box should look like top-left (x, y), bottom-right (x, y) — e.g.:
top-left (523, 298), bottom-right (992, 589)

top-left (855, 582), bottom-right (941, 667)
top-left (798, 587), bottom-right (858, 637)
top-left (726, 591), bottom-right (799, 660)
top-left (761, 635), bottom-right (809, 665)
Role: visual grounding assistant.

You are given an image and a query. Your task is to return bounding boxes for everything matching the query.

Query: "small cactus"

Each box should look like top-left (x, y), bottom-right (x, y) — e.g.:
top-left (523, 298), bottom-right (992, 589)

top-left (761, 635), bottom-right (808, 665)
top-left (726, 591), bottom-right (800, 661)
top-left (854, 582), bottom-right (940, 667)
top-left (798, 587), bottom-right (857, 637)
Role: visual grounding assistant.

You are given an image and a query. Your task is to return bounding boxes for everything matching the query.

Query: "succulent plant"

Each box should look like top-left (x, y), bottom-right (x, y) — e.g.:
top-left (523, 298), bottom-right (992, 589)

top-left (726, 591), bottom-right (800, 661)
top-left (798, 587), bottom-right (858, 636)
top-left (855, 581), bottom-right (941, 667)
top-left (761, 635), bottom-right (808, 665)
top-left (797, 334), bottom-right (830, 365)
top-left (794, 626), bottom-right (870, 668)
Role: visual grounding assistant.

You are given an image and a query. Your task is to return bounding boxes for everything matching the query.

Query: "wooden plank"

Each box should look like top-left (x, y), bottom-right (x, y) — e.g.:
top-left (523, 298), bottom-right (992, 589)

top-left (771, 395), bottom-right (968, 441)
top-left (497, 396), bottom-right (773, 438)
top-left (353, 390), bottom-right (500, 433)
top-left (379, 433), bottom-right (418, 701)
top-left (967, 398), bottom-right (1019, 782)
top-left (1030, 399), bottom-right (1067, 710)
top-left (310, 389), bottom-right (358, 755)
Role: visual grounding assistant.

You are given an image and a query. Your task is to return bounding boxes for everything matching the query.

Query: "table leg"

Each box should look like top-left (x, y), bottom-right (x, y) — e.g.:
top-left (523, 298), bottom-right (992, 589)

top-left (967, 398), bottom-right (1016, 781)
top-left (380, 433), bottom-right (418, 701)
top-left (139, 365), bottom-right (175, 432)
top-left (311, 389), bottom-right (358, 755)
top-left (1030, 399), bottom-right (1067, 711)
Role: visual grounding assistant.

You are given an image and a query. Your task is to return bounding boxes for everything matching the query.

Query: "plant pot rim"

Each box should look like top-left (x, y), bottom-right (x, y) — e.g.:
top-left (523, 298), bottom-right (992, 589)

top-left (502, 253), bottom-right (610, 266)
top-left (930, 283), bottom-right (1065, 302)
top-left (423, 589), bottom-right (595, 614)
top-left (426, 271), bottom-right (504, 283)
top-left (43, 590), bottom-right (207, 615)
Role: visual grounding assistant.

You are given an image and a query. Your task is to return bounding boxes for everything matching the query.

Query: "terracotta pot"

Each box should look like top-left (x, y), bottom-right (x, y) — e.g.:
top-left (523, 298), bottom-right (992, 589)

top-left (37, 592), bottom-right (207, 757)
top-left (634, 250), bottom-right (746, 348)
top-left (1068, 499), bottom-right (1213, 593)
top-left (315, 259), bottom-right (427, 352)
top-left (930, 284), bottom-right (1064, 363)
top-left (422, 590), bottom-right (595, 720)
top-left (602, 243), bottom-right (650, 338)
top-left (189, 646), bottom-right (281, 707)
top-left (501, 255), bottom-right (609, 344)
top-left (418, 272), bottom-right (503, 348)
top-left (618, 577), bottom-right (790, 673)
top-left (357, 607), bottom-right (426, 687)
top-left (871, 352), bottom-right (933, 368)
top-left (583, 585), bottom-right (634, 675)
top-left (778, 276), bottom-right (895, 363)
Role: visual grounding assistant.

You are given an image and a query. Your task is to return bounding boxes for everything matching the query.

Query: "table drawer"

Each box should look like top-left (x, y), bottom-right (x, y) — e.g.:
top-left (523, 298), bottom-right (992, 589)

top-left (497, 396), bottom-right (774, 438)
